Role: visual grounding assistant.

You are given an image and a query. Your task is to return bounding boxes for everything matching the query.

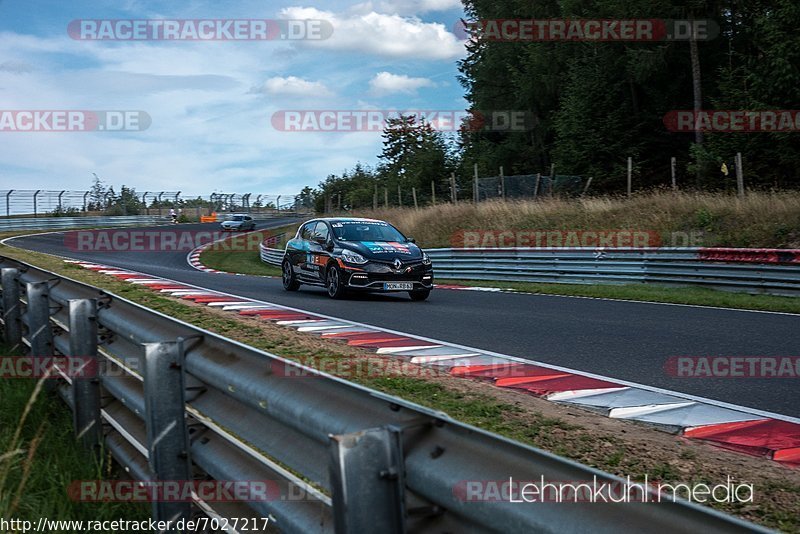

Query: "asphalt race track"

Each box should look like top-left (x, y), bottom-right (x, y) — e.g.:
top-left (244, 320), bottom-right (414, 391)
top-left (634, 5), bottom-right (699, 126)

top-left (7, 220), bottom-right (800, 417)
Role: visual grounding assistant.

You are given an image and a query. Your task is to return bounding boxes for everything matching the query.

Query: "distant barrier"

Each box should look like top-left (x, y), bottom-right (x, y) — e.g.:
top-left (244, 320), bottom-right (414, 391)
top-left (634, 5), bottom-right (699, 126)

top-left (425, 247), bottom-right (800, 296)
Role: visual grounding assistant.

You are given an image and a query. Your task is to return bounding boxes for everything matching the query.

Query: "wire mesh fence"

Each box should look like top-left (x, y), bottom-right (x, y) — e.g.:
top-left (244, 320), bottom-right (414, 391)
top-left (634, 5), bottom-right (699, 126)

top-left (0, 190), bottom-right (309, 218)
top-left (476, 174), bottom-right (586, 201)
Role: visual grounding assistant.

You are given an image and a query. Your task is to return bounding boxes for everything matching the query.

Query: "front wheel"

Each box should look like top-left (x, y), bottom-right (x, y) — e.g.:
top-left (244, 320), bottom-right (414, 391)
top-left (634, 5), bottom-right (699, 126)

top-left (326, 265), bottom-right (347, 299)
top-left (282, 260), bottom-right (300, 291)
top-left (409, 289), bottom-right (431, 301)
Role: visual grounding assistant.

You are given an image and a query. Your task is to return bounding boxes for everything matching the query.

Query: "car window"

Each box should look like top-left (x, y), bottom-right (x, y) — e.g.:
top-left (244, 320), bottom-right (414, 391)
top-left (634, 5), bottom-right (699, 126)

top-left (233, 215), bottom-right (244, 221)
top-left (313, 222), bottom-right (330, 242)
top-left (245, 216), bottom-right (252, 221)
top-left (332, 221), bottom-right (406, 242)
top-left (300, 222), bottom-right (315, 240)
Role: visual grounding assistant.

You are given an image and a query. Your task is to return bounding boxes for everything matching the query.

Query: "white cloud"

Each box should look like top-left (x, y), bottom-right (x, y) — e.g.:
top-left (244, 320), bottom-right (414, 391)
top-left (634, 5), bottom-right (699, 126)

top-left (369, 71), bottom-right (434, 95)
top-left (280, 7), bottom-right (464, 60)
top-left (351, 0), bottom-right (463, 16)
top-left (253, 76), bottom-right (332, 97)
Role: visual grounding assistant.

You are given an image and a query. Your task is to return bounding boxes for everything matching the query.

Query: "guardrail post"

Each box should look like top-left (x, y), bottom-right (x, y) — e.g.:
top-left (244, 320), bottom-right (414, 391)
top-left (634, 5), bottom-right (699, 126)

top-left (1, 268), bottom-right (22, 351)
top-left (69, 299), bottom-right (101, 449)
top-left (143, 340), bottom-right (192, 527)
top-left (26, 281), bottom-right (53, 359)
top-left (329, 426), bottom-right (406, 534)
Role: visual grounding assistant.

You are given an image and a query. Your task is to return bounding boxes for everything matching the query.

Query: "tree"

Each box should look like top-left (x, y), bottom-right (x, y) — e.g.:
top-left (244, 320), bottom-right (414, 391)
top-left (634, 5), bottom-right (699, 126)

top-left (87, 173), bottom-right (107, 211)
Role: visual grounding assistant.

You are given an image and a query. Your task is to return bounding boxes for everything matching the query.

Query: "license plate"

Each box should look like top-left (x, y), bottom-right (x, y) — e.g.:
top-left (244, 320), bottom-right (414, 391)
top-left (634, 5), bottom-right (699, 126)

top-left (384, 282), bottom-right (413, 291)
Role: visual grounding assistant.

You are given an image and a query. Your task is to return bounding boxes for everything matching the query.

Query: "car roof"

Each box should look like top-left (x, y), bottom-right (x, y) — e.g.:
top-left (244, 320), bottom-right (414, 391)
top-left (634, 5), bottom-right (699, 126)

top-left (307, 217), bottom-right (386, 224)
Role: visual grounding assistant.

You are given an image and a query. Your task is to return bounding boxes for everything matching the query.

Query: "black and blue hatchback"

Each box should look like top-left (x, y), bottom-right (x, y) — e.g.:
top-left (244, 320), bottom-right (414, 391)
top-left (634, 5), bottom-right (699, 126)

top-left (281, 218), bottom-right (433, 300)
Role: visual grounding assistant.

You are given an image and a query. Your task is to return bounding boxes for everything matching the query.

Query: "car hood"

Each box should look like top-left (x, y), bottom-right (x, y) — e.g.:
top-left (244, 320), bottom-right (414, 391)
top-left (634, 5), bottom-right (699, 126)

top-left (340, 241), bottom-right (422, 261)
top-left (222, 220), bottom-right (242, 226)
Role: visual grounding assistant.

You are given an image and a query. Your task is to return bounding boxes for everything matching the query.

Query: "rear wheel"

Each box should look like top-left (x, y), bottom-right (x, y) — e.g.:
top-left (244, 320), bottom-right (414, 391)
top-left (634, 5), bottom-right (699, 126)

top-left (282, 260), bottom-right (300, 291)
top-left (326, 265), bottom-right (347, 299)
top-left (409, 289), bottom-right (431, 301)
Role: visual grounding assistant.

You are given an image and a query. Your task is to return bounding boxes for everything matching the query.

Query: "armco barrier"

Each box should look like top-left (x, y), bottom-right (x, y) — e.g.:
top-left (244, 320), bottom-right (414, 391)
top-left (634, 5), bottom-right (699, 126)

top-left (0, 256), bottom-right (765, 533)
top-left (423, 247), bottom-right (800, 296)
top-left (260, 244), bottom-right (285, 266)
top-left (0, 215), bottom-right (168, 232)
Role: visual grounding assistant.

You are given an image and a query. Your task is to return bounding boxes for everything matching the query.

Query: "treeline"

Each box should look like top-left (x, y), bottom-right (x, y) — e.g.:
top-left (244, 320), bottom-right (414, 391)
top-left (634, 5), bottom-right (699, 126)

top-left (312, 116), bottom-right (458, 213)
top-left (313, 0), bottom-right (799, 209)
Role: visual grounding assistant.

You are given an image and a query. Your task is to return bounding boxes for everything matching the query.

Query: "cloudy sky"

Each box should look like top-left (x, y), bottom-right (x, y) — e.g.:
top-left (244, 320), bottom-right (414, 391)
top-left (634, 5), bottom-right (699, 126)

top-left (0, 0), bottom-right (467, 197)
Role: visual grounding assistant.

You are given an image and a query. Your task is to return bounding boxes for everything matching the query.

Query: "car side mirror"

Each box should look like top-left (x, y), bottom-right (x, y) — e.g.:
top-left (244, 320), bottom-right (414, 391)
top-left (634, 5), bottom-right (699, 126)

top-left (324, 239), bottom-right (334, 251)
top-left (406, 237), bottom-right (416, 244)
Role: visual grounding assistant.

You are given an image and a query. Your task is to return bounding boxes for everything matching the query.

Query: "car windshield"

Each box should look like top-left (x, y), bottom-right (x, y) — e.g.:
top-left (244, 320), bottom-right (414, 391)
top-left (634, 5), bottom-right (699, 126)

top-left (332, 221), bottom-right (406, 242)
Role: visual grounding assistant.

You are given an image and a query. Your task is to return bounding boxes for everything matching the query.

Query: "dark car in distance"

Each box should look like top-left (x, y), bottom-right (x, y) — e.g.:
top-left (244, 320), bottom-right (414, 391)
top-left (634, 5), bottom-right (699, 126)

top-left (282, 218), bottom-right (433, 300)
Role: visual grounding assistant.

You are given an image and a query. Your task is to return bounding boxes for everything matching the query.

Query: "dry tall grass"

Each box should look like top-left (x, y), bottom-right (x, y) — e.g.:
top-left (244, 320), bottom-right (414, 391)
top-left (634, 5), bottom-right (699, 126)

top-left (351, 191), bottom-right (800, 248)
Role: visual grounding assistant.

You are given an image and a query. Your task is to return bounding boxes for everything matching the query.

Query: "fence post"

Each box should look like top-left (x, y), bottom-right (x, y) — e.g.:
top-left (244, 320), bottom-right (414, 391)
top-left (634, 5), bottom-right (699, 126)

top-left (450, 173), bottom-right (457, 203)
top-left (33, 190), bottom-right (41, 217)
top-left (384, 187), bottom-right (388, 208)
top-left (473, 164), bottom-right (479, 203)
top-left (627, 157), bottom-right (633, 197)
top-left (671, 157), bottom-right (677, 190)
top-left (582, 177), bottom-right (593, 197)
top-left (6, 190), bottom-right (13, 217)
top-left (549, 163), bottom-right (555, 196)
top-left (374, 183), bottom-right (378, 210)
top-left (500, 166), bottom-right (505, 201)
top-left (69, 299), bottom-right (101, 449)
top-left (431, 181), bottom-right (436, 206)
top-left (143, 340), bottom-right (192, 526)
top-left (330, 426), bottom-right (406, 534)
top-left (412, 187), bottom-right (418, 209)
top-left (736, 152), bottom-right (744, 197)
top-left (1, 268), bottom-right (22, 351)
top-left (534, 173), bottom-right (541, 199)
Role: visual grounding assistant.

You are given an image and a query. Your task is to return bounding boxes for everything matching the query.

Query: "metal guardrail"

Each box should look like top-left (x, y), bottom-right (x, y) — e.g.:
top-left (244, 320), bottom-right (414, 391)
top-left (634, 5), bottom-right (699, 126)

top-left (0, 256), bottom-right (764, 533)
top-left (424, 248), bottom-right (800, 297)
top-left (0, 215), bottom-right (169, 232)
top-left (260, 244), bottom-right (285, 266)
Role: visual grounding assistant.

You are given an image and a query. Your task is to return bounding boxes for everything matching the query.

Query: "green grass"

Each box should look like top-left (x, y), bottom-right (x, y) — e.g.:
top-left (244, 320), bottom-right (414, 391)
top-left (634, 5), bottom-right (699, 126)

top-left (440, 278), bottom-right (800, 314)
top-left (0, 345), bottom-right (149, 526)
top-left (197, 225), bottom-right (296, 277)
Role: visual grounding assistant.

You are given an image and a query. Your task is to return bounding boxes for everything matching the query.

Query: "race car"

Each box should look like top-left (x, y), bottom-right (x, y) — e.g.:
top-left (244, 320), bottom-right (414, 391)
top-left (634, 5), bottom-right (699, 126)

top-left (220, 214), bottom-right (256, 231)
top-left (281, 217), bottom-right (433, 300)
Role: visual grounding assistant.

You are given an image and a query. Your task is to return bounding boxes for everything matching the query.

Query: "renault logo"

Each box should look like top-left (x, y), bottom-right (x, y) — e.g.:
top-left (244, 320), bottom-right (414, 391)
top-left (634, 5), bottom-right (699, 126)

top-left (393, 258), bottom-right (402, 270)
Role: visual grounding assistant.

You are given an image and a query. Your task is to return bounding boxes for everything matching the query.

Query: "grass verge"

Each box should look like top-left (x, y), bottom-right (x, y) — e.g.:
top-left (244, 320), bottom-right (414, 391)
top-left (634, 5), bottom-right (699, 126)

top-left (439, 278), bottom-right (800, 314)
top-left (197, 225), bottom-right (297, 277)
top-left (352, 191), bottom-right (800, 249)
top-left (1, 236), bottom-right (798, 531)
top-left (0, 345), bottom-right (149, 525)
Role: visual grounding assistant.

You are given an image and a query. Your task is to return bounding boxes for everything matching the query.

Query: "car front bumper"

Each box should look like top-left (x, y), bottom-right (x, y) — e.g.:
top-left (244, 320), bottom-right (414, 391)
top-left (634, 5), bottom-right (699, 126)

top-left (342, 261), bottom-right (434, 292)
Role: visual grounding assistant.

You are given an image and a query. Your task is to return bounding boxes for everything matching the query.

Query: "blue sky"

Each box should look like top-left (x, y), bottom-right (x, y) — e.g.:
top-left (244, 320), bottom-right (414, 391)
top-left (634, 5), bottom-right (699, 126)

top-left (0, 0), bottom-right (467, 196)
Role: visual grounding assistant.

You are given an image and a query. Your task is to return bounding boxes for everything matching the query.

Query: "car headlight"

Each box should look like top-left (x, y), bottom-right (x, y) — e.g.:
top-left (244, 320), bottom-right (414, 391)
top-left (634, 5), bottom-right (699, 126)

top-left (422, 252), bottom-right (432, 265)
top-left (341, 249), bottom-right (367, 264)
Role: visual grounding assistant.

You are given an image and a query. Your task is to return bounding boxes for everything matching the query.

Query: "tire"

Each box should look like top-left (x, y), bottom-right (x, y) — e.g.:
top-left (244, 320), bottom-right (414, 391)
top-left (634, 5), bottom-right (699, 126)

top-left (409, 289), bottom-right (431, 301)
top-left (282, 260), bottom-right (300, 291)
top-left (326, 265), bottom-right (347, 299)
